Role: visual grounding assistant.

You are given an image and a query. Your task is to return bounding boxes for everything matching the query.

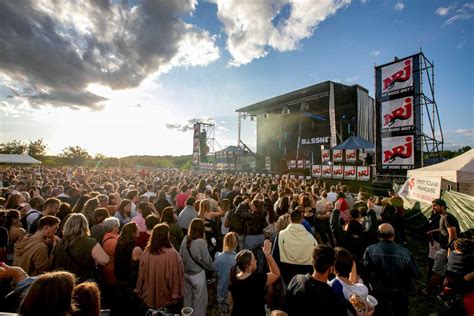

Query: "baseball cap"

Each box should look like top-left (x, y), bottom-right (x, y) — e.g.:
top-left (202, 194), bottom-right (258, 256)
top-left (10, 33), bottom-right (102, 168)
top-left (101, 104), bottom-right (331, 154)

top-left (433, 198), bottom-right (448, 208)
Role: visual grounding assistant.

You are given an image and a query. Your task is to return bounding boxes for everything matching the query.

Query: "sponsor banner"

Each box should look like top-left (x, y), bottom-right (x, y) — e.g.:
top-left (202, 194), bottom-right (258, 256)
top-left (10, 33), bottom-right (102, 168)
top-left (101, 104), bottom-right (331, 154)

top-left (333, 149), bottom-right (343, 162)
top-left (322, 165), bottom-right (333, 178)
top-left (332, 165), bottom-right (344, 179)
top-left (299, 176), bottom-right (305, 181)
top-left (265, 156), bottom-right (271, 170)
top-left (345, 149), bottom-right (357, 162)
top-left (382, 135), bottom-right (415, 168)
top-left (398, 176), bottom-right (441, 204)
top-left (305, 160), bottom-right (311, 169)
top-left (229, 163), bottom-right (235, 170)
top-left (381, 57), bottom-right (413, 94)
top-left (297, 160), bottom-right (304, 168)
top-left (357, 166), bottom-right (370, 181)
top-left (344, 166), bottom-right (356, 180)
top-left (322, 149), bottom-right (330, 162)
top-left (381, 96), bottom-right (414, 131)
top-left (301, 136), bottom-right (330, 145)
top-left (290, 160), bottom-right (296, 169)
top-left (311, 165), bottom-right (322, 177)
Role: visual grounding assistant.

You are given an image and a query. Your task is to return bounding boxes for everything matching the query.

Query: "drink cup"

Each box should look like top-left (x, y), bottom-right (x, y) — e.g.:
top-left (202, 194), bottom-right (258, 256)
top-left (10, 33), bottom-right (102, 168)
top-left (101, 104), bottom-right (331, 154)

top-left (181, 307), bottom-right (193, 316)
top-left (366, 295), bottom-right (378, 310)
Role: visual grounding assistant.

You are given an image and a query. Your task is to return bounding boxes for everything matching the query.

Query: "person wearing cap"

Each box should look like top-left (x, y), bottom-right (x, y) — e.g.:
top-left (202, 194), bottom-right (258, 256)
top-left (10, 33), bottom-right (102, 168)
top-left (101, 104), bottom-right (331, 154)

top-left (422, 198), bottom-right (460, 298)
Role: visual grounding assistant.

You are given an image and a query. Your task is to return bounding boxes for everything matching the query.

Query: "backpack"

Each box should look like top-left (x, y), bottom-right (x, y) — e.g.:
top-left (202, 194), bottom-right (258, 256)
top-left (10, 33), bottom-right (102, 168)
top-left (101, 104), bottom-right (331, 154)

top-left (228, 209), bottom-right (245, 235)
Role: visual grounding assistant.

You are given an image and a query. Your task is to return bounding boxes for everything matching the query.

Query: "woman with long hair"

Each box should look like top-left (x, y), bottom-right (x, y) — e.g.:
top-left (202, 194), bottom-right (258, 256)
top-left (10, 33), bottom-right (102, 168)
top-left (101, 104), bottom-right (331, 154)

top-left (179, 218), bottom-right (214, 316)
top-left (81, 197), bottom-right (99, 225)
top-left (72, 281), bottom-right (101, 316)
top-left (114, 199), bottom-right (132, 226)
top-left (4, 209), bottom-right (26, 245)
top-left (72, 194), bottom-right (91, 214)
top-left (19, 271), bottom-right (76, 316)
top-left (160, 207), bottom-right (183, 251)
top-left (198, 199), bottom-right (224, 257)
top-left (136, 223), bottom-right (185, 312)
top-left (114, 222), bottom-right (143, 315)
top-left (229, 240), bottom-right (280, 316)
top-left (52, 213), bottom-right (109, 283)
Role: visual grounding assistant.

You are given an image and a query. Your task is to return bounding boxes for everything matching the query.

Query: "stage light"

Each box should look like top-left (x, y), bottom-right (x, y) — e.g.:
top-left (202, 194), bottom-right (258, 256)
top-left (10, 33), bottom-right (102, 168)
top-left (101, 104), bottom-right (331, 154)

top-left (263, 112), bottom-right (269, 119)
top-left (250, 115), bottom-right (255, 121)
top-left (282, 106), bottom-right (290, 115)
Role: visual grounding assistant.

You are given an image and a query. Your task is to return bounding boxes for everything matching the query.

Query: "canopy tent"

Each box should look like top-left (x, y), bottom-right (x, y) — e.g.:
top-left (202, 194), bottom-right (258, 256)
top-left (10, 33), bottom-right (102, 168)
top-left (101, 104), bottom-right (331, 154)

top-left (0, 154), bottom-right (41, 164)
top-left (394, 183), bottom-right (473, 233)
top-left (331, 135), bottom-right (374, 150)
top-left (407, 149), bottom-right (474, 183)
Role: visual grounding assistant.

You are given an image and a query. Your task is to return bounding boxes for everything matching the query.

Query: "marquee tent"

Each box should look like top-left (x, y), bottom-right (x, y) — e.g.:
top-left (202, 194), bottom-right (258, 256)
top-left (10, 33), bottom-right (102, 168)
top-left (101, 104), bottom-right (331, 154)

top-left (331, 135), bottom-right (374, 150)
top-left (407, 149), bottom-right (474, 183)
top-left (0, 154), bottom-right (41, 164)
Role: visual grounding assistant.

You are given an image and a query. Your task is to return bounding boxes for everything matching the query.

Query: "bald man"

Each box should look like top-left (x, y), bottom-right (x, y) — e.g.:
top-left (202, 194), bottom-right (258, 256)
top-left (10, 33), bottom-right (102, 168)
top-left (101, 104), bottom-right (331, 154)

top-left (363, 223), bottom-right (419, 316)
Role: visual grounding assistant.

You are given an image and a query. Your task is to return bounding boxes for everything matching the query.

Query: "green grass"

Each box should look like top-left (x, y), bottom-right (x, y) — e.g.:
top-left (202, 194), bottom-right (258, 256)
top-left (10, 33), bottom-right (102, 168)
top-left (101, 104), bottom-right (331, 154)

top-left (406, 232), bottom-right (445, 316)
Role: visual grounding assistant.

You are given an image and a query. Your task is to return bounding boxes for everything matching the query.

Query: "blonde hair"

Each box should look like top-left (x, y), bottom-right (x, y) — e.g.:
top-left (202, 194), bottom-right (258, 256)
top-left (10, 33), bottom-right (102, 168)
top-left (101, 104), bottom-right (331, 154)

top-left (223, 232), bottom-right (238, 252)
top-left (63, 213), bottom-right (90, 249)
top-left (198, 199), bottom-right (210, 219)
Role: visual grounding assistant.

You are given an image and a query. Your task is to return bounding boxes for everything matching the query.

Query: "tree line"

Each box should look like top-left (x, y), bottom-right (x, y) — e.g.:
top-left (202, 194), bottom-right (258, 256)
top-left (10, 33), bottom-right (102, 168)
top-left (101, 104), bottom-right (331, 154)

top-left (0, 139), bottom-right (192, 169)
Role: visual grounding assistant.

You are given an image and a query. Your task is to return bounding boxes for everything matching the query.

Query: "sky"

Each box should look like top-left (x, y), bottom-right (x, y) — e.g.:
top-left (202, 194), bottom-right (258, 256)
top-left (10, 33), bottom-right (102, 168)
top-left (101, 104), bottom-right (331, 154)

top-left (0, 0), bottom-right (473, 157)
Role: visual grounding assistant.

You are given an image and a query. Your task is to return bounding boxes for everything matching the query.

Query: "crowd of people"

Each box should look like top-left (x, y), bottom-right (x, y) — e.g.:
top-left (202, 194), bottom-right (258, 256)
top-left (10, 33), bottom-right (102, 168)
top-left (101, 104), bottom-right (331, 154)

top-left (0, 166), bottom-right (472, 316)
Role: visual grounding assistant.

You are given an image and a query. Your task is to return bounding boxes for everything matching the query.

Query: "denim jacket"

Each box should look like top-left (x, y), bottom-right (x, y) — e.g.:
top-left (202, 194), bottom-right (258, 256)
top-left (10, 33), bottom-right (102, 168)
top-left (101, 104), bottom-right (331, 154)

top-left (214, 251), bottom-right (236, 300)
top-left (363, 240), bottom-right (419, 293)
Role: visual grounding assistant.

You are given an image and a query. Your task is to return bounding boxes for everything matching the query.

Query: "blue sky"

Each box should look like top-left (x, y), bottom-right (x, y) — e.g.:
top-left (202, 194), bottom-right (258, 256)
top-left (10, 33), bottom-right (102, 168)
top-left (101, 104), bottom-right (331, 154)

top-left (0, 0), bottom-right (472, 157)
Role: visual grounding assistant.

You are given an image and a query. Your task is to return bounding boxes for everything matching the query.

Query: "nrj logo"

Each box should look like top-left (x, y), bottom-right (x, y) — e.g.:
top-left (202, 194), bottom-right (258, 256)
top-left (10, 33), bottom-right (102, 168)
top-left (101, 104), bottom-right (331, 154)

top-left (358, 169), bottom-right (369, 177)
top-left (384, 98), bottom-right (412, 127)
top-left (333, 168), bottom-right (342, 175)
top-left (383, 59), bottom-right (411, 91)
top-left (346, 152), bottom-right (356, 159)
top-left (322, 152), bottom-right (329, 158)
top-left (313, 167), bottom-right (321, 173)
top-left (345, 169), bottom-right (355, 176)
top-left (334, 151), bottom-right (342, 159)
top-left (323, 168), bottom-right (331, 175)
top-left (383, 137), bottom-right (413, 163)
top-left (408, 177), bottom-right (415, 190)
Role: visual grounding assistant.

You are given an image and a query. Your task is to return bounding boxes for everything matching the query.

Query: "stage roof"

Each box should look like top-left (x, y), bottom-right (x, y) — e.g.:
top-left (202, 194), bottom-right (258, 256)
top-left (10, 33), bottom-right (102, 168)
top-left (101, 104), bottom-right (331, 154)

top-left (236, 80), bottom-right (368, 115)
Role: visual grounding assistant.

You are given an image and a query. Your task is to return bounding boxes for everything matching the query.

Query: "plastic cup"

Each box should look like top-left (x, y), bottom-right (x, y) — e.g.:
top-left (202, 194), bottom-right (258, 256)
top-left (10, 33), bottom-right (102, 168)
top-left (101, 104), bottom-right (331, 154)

top-left (366, 295), bottom-right (378, 308)
top-left (181, 307), bottom-right (193, 316)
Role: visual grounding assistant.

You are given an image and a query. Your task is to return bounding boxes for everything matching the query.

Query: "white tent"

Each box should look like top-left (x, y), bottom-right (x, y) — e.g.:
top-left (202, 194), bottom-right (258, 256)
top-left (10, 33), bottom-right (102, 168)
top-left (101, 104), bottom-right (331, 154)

top-left (407, 149), bottom-right (474, 183)
top-left (0, 154), bottom-right (41, 164)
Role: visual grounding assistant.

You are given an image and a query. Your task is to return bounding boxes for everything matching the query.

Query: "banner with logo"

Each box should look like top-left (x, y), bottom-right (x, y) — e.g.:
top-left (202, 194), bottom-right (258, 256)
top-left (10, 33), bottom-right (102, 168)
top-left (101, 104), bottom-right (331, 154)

top-left (333, 149), bottom-right (343, 162)
top-left (322, 149), bottom-right (330, 162)
top-left (344, 166), bottom-right (356, 179)
top-left (332, 165), bottom-right (344, 179)
top-left (322, 165), bottom-right (332, 178)
top-left (345, 149), bottom-right (357, 162)
top-left (192, 123), bottom-right (200, 166)
top-left (297, 160), bottom-right (304, 169)
top-left (381, 96), bottom-right (414, 131)
top-left (382, 135), bottom-right (415, 168)
top-left (265, 156), bottom-right (271, 171)
top-left (381, 57), bottom-right (413, 94)
top-left (311, 165), bottom-right (322, 177)
top-left (290, 160), bottom-right (296, 169)
top-left (398, 176), bottom-right (441, 204)
top-left (305, 160), bottom-right (311, 169)
top-left (357, 166), bottom-right (370, 180)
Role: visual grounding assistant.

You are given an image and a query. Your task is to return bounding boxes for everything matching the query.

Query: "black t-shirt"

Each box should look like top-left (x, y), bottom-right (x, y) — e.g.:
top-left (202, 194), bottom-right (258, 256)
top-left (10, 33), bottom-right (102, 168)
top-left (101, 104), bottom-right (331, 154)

top-left (284, 274), bottom-right (347, 316)
top-left (229, 272), bottom-right (267, 316)
top-left (439, 213), bottom-right (460, 249)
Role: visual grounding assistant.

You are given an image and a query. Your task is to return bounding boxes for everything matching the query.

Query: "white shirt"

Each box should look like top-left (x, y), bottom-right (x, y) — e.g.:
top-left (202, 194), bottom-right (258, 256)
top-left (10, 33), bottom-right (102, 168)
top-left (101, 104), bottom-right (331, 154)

top-left (327, 192), bottom-right (338, 203)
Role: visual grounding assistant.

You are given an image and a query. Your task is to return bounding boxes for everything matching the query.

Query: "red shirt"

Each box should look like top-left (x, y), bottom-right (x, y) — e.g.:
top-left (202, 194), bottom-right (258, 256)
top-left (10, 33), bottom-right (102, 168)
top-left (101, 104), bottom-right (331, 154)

top-left (136, 231), bottom-right (151, 250)
top-left (176, 193), bottom-right (189, 208)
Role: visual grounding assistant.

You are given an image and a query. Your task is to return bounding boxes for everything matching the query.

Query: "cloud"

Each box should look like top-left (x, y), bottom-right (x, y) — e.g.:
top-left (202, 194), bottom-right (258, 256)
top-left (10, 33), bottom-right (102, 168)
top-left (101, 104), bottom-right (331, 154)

top-left (394, 2), bottom-right (405, 11)
top-left (165, 117), bottom-right (216, 132)
top-left (443, 3), bottom-right (474, 25)
top-left (212, 0), bottom-right (351, 66)
top-left (370, 49), bottom-right (380, 57)
top-left (0, 0), bottom-right (219, 110)
top-left (457, 39), bottom-right (467, 49)
top-left (345, 76), bottom-right (358, 82)
top-left (454, 128), bottom-right (474, 137)
top-left (436, 6), bottom-right (451, 16)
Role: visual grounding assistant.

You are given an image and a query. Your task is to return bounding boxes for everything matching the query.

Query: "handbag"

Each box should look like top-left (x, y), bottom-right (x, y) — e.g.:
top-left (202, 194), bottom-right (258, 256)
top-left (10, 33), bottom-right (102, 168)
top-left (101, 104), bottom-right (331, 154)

top-left (263, 222), bottom-right (278, 240)
top-left (186, 241), bottom-right (215, 281)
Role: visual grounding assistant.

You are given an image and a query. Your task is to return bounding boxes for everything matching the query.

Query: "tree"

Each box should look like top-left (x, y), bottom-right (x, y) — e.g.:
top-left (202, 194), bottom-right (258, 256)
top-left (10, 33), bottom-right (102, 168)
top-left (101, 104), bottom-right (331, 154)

top-left (0, 140), bottom-right (28, 154)
top-left (28, 139), bottom-right (47, 159)
top-left (60, 145), bottom-right (91, 166)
